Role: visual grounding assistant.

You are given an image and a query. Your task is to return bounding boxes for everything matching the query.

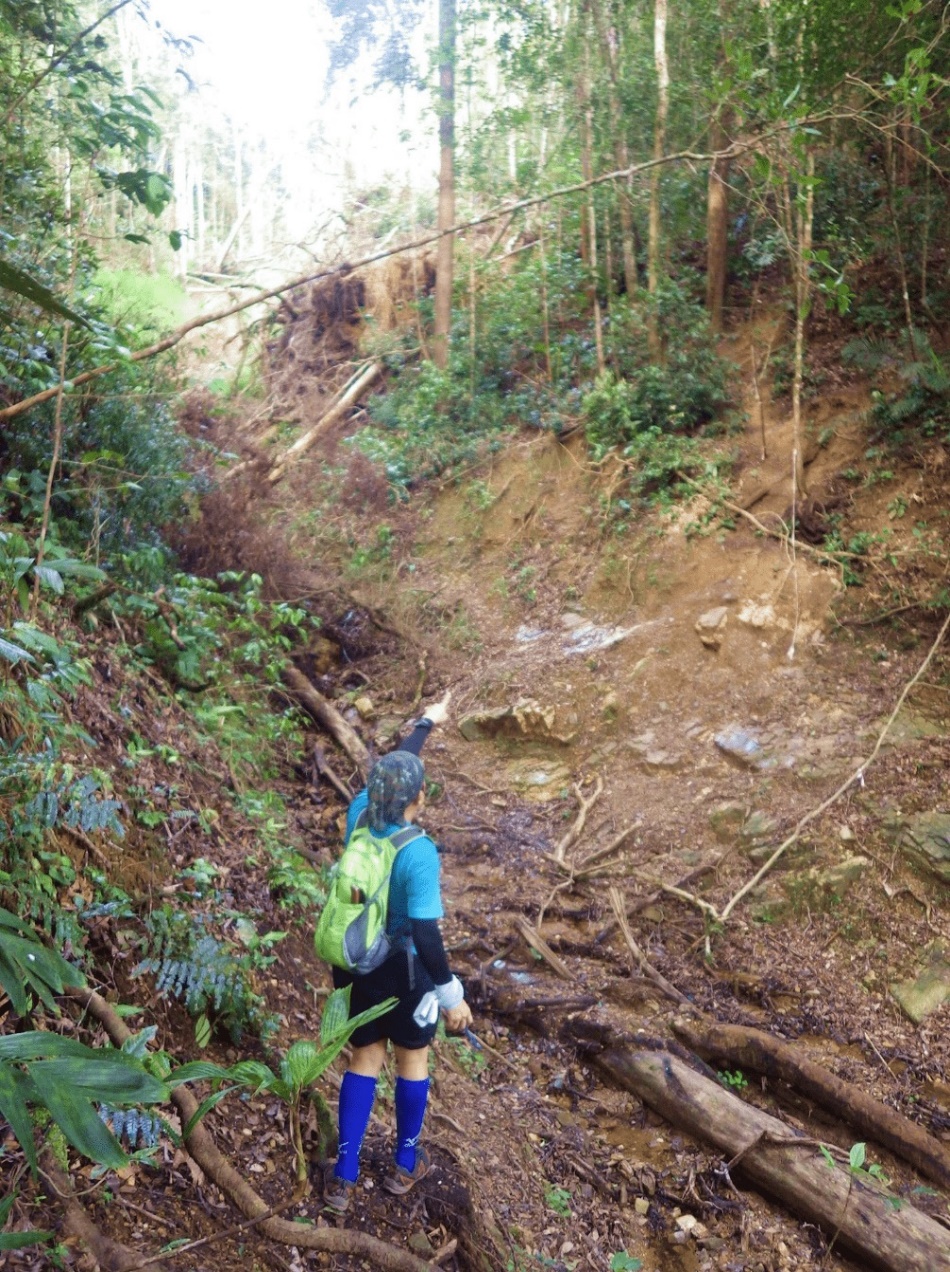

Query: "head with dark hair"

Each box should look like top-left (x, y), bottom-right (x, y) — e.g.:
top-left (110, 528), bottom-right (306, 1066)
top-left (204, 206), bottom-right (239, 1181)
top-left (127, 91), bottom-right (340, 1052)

top-left (366, 751), bottom-right (424, 835)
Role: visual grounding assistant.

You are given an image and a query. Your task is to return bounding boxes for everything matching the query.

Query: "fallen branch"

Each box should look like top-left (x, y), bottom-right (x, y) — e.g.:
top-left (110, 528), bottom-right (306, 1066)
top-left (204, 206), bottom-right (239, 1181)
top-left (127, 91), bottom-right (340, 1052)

top-left (66, 987), bottom-right (431, 1272)
top-left (266, 361), bottom-right (382, 484)
top-left (1, 114), bottom-right (847, 427)
top-left (513, 915), bottom-right (576, 982)
top-left (554, 777), bottom-right (604, 863)
top-left (671, 1016), bottom-right (950, 1193)
top-left (312, 742), bottom-right (353, 802)
top-left (597, 1048), bottom-right (950, 1272)
top-left (594, 855), bottom-right (722, 945)
top-left (608, 887), bottom-right (692, 1007)
top-left (283, 665), bottom-right (369, 779)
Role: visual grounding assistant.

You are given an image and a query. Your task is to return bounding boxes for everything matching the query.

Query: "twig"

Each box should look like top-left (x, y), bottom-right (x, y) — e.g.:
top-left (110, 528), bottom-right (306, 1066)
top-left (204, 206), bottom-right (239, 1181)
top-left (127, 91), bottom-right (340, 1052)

top-left (594, 856), bottom-right (722, 945)
top-left (554, 777), bottom-right (604, 863)
top-left (660, 883), bottom-right (721, 922)
top-left (123, 1194), bottom-right (305, 1270)
top-left (460, 1029), bottom-right (522, 1076)
top-left (608, 887), bottom-right (692, 1007)
top-left (573, 823), bottom-right (638, 874)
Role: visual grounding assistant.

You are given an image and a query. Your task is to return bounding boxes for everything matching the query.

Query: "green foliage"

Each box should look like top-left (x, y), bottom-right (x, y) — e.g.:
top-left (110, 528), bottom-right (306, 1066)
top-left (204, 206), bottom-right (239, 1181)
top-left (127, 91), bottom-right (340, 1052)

top-left (820, 1140), bottom-right (895, 1198)
top-left (168, 986), bottom-right (396, 1184)
top-left (359, 359), bottom-right (511, 495)
top-left (543, 1184), bottom-right (572, 1217)
top-left (1, 369), bottom-right (195, 559)
top-left (0, 908), bottom-right (85, 1019)
top-left (92, 271), bottom-right (186, 339)
top-left (0, 1030), bottom-right (169, 1175)
top-left (717, 1069), bottom-right (748, 1090)
top-left (583, 291), bottom-right (731, 460)
top-left (0, 1190), bottom-right (53, 1252)
top-left (134, 908), bottom-right (280, 1045)
top-left (610, 1256), bottom-right (643, 1272)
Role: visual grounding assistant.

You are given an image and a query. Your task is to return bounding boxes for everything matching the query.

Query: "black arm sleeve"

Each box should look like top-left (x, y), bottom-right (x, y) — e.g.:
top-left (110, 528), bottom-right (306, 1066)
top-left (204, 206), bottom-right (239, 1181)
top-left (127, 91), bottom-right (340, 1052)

top-left (397, 720), bottom-right (433, 758)
top-left (411, 917), bottom-right (452, 986)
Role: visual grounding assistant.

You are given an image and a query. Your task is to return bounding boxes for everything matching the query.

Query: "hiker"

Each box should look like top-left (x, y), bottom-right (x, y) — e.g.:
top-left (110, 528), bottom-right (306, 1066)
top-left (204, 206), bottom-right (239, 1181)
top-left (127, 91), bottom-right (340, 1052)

top-left (322, 694), bottom-right (473, 1211)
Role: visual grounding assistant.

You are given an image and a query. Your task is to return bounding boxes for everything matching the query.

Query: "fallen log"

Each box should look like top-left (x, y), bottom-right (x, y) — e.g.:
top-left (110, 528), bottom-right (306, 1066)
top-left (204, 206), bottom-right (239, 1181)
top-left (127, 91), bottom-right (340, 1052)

top-left (267, 361), bottom-right (382, 484)
top-left (672, 1015), bottom-right (950, 1194)
top-left (598, 1048), bottom-right (950, 1272)
top-left (283, 665), bottom-right (369, 779)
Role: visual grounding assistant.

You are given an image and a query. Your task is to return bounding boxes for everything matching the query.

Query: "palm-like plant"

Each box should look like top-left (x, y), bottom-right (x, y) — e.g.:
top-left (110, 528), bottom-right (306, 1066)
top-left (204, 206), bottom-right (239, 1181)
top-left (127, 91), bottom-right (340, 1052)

top-left (170, 985), bottom-right (395, 1189)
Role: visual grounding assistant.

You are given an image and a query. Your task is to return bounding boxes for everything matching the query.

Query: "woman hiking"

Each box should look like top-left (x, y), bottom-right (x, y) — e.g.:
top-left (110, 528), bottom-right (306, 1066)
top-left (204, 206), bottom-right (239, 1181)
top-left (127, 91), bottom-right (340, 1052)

top-left (322, 693), bottom-right (473, 1212)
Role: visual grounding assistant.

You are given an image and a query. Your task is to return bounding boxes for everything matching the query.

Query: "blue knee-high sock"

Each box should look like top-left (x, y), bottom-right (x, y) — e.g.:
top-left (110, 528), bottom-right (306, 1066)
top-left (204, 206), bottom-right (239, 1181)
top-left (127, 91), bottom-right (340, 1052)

top-left (336, 1072), bottom-right (377, 1182)
top-left (394, 1076), bottom-right (430, 1172)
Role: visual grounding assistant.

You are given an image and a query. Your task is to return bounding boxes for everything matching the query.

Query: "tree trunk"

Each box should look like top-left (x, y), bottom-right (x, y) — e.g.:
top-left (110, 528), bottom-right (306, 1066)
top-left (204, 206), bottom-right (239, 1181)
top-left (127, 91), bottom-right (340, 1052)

top-left (705, 115), bottom-right (731, 333)
top-left (791, 148), bottom-right (814, 499)
top-left (577, 7), bottom-right (604, 372)
top-left (432, 0), bottom-right (456, 369)
top-left (592, 0), bottom-right (637, 297)
top-left (598, 1049), bottom-right (950, 1272)
top-left (647, 0), bottom-right (669, 358)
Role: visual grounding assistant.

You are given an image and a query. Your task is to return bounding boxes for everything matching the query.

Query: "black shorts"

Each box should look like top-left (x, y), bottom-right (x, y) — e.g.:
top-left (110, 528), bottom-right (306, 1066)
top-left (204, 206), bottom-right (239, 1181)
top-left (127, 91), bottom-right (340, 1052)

top-left (332, 950), bottom-right (436, 1050)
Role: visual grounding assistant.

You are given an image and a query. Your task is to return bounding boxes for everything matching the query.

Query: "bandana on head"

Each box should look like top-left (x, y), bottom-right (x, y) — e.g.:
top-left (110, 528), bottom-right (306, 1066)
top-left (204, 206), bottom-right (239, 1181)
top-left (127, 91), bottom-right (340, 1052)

top-left (367, 751), bottom-right (424, 835)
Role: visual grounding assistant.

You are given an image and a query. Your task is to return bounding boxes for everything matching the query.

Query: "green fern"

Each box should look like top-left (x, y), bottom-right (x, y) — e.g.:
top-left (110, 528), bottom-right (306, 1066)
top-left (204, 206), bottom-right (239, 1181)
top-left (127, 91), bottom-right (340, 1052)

top-left (135, 910), bottom-right (278, 1043)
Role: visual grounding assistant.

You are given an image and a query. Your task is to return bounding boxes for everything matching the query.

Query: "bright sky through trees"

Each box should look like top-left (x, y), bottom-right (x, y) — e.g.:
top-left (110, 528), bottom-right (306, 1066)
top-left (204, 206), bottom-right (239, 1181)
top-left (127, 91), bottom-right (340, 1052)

top-left (148, 0), bottom-right (433, 259)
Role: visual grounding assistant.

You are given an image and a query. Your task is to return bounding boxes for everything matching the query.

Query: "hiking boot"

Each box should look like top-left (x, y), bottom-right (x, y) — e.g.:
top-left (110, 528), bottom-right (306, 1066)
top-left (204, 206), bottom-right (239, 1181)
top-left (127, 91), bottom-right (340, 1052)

top-left (323, 1163), bottom-right (356, 1213)
top-left (383, 1145), bottom-right (431, 1195)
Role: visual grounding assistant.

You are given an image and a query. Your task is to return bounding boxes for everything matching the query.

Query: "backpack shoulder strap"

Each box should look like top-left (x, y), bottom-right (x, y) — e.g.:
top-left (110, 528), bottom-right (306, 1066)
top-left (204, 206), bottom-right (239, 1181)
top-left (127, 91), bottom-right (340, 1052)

top-left (390, 825), bottom-right (425, 850)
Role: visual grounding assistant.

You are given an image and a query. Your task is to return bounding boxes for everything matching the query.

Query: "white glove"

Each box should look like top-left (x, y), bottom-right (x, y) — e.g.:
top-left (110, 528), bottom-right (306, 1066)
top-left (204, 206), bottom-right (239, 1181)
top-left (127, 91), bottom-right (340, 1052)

top-left (412, 991), bottom-right (440, 1028)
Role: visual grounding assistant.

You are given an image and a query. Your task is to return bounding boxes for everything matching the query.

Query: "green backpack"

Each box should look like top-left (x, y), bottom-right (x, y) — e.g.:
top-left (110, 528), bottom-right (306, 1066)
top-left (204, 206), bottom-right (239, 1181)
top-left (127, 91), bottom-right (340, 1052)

top-left (314, 810), bottom-right (423, 974)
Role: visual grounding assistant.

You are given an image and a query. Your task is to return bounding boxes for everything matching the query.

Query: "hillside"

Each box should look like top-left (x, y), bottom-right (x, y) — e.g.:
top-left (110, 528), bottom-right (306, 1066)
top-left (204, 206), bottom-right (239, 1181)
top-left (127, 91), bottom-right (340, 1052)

top-left (8, 319), bottom-right (948, 1272)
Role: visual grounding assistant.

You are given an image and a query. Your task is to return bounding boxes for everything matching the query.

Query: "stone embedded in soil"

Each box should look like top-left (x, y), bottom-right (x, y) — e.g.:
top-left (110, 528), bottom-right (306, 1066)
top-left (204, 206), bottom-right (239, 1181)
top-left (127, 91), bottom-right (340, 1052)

top-left (740, 810), bottom-right (779, 845)
top-left (458, 698), bottom-right (575, 744)
top-left (895, 810), bottom-right (950, 883)
top-left (881, 708), bottom-right (948, 743)
top-left (708, 801), bottom-right (748, 841)
top-left (695, 606), bottom-right (728, 649)
top-left (737, 600), bottom-right (776, 629)
top-left (807, 854), bottom-right (870, 897)
top-left (714, 727), bottom-right (769, 769)
top-left (503, 757), bottom-right (571, 801)
top-left (890, 943), bottom-right (950, 1023)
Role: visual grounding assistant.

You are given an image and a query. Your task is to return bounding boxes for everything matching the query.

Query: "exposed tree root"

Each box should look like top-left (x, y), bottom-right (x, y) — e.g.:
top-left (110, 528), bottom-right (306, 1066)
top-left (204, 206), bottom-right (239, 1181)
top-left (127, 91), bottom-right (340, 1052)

top-left (42, 1159), bottom-right (170, 1272)
top-left (671, 1016), bottom-right (950, 1193)
top-left (66, 986), bottom-right (432, 1272)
